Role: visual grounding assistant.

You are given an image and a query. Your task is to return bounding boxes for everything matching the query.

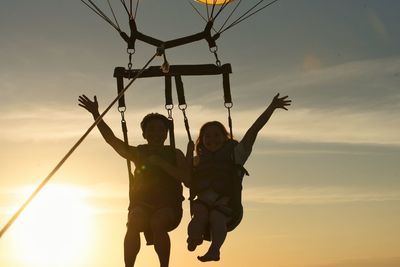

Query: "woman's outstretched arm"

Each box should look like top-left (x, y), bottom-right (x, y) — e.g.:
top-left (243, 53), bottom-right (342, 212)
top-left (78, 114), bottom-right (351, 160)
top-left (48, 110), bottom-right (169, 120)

top-left (240, 93), bottom-right (291, 152)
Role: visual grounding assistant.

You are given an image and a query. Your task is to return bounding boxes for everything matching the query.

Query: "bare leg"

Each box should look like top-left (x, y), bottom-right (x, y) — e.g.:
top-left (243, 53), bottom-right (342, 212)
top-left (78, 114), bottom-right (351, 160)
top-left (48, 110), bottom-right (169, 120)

top-left (151, 208), bottom-right (176, 267)
top-left (124, 227), bottom-right (141, 267)
top-left (124, 208), bottom-right (147, 267)
top-left (153, 232), bottom-right (170, 267)
top-left (198, 210), bottom-right (228, 262)
top-left (187, 203), bottom-right (208, 251)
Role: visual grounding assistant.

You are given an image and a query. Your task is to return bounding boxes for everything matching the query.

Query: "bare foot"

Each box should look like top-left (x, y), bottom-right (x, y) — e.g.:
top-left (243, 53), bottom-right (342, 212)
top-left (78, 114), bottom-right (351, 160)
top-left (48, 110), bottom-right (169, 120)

top-left (197, 251), bottom-right (220, 262)
top-left (187, 238), bottom-right (203, 252)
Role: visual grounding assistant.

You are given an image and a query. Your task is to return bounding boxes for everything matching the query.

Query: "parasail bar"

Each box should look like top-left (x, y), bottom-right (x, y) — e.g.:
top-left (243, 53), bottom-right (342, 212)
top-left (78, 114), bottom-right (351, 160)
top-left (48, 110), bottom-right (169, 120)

top-left (114, 64), bottom-right (232, 79)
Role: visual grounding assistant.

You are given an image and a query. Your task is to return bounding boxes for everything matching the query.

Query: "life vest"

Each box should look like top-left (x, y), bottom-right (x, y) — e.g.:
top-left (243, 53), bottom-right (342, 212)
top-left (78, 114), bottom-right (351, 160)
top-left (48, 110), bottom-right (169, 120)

top-left (190, 140), bottom-right (248, 233)
top-left (130, 145), bottom-right (183, 210)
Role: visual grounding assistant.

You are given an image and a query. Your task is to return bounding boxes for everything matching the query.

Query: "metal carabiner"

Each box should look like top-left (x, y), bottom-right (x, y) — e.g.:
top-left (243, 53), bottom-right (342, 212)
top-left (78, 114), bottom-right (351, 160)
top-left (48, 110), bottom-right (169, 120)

top-left (119, 108), bottom-right (126, 123)
top-left (127, 48), bottom-right (135, 71)
top-left (165, 105), bottom-right (174, 119)
top-left (224, 102), bottom-right (233, 109)
top-left (178, 104), bottom-right (187, 111)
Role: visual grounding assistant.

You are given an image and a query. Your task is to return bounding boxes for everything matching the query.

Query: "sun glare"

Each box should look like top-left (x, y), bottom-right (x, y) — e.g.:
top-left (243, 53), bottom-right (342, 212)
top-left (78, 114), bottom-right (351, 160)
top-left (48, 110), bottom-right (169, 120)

top-left (10, 184), bottom-right (94, 267)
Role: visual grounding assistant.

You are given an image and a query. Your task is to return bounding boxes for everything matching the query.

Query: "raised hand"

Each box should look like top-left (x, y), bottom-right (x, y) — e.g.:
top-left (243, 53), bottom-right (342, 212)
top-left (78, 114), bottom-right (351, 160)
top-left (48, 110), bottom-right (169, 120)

top-left (78, 94), bottom-right (99, 115)
top-left (271, 93), bottom-right (291, 110)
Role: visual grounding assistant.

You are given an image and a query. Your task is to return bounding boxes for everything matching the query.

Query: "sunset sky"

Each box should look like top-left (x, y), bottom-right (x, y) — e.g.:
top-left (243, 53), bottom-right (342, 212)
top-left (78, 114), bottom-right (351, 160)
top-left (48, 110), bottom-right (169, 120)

top-left (1, 1), bottom-right (399, 267)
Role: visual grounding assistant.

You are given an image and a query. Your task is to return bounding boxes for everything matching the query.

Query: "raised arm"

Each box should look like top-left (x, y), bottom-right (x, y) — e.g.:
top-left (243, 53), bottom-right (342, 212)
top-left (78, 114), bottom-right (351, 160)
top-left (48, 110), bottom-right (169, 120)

top-left (240, 93), bottom-right (291, 152)
top-left (78, 94), bottom-right (137, 161)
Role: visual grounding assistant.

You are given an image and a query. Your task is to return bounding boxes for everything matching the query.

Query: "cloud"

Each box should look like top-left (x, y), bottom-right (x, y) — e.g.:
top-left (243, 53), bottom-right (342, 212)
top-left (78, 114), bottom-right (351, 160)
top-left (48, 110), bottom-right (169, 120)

top-left (305, 257), bottom-right (400, 267)
top-left (1, 56), bottom-right (399, 147)
top-left (0, 106), bottom-right (154, 142)
top-left (1, 101), bottom-right (399, 147)
top-left (0, 108), bottom-right (92, 141)
top-left (227, 56), bottom-right (400, 146)
top-left (243, 186), bottom-right (400, 205)
top-left (0, 182), bottom-right (128, 216)
top-left (253, 107), bottom-right (400, 145)
top-left (182, 105), bottom-right (400, 146)
top-left (234, 56), bottom-right (400, 111)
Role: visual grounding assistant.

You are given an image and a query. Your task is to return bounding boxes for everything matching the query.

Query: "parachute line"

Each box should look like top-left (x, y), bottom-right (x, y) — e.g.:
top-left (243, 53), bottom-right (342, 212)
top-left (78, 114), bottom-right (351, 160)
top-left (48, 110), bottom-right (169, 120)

top-left (188, 1), bottom-right (219, 34)
top-left (134, 0), bottom-right (140, 19)
top-left (210, 1), bottom-right (217, 20)
top-left (119, 0), bottom-right (132, 18)
top-left (86, 0), bottom-right (119, 28)
top-left (218, 0), bottom-right (243, 33)
top-left (188, 1), bottom-right (210, 24)
top-left (220, 0), bottom-right (279, 34)
top-left (107, 0), bottom-right (121, 30)
top-left (211, 0), bottom-right (230, 21)
top-left (80, 0), bottom-right (121, 32)
top-left (206, 0), bottom-right (210, 20)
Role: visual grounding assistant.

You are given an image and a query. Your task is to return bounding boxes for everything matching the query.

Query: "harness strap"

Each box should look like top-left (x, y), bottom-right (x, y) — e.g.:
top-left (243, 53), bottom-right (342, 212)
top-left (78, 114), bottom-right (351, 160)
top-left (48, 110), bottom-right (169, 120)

top-left (175, 75), bottom-right (185, 106)
top-left (175, 75), bottom-right (192, 142)
top-left (115, 70), bottom-right (135, 203)
top-left (120, 113), bottom-right (135, 202)
top-left (222, 72), bottom-right (236, 163)
top-left (165, 76), bottom-right (175, 149)
top-left (165, 76), bottom-right (173, 107)
top-left (115, 68), bottom-right (127, 108)
top-left (168, 119), bottom-right (176, 149)
top-left (222, 72), bottom-right (232, 107)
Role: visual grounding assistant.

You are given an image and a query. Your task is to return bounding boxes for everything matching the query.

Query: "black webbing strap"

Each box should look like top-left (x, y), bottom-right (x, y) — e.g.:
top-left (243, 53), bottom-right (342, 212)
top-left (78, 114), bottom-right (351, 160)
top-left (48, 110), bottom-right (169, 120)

top-left (222, 71), bottom-right (234, 138)
top-left (117, 63), bottom-right (232, 78)
top-left (222, 72), bottom-right (235, 162)
top-left (115, 67), bottom-right (127, 108)
top-left (169, 118), bottom-right (176, 149)
top-left (165, 76), bottom-right (175, 149)
top-left (165, 75), bottom-right (173, 108)
top-left (223, 72), bottom-right (232, 106)
top-left (115, 71), bottom-right (134, 203)
top-left (121, 117), bottom-right (135, 206)
top-left (120, 113), bottom-right (134, 179)
top-left (175, 75), bottom-right (185, 105)
top-left (119, 113), bottom-right (131, 174)
top-left (175, 76), bottom-right (192, 142)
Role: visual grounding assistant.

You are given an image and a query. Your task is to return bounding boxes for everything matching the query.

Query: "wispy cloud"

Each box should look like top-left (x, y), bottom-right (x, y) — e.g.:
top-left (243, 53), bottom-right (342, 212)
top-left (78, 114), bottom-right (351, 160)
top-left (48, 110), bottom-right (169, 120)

top-left (304, 257), bottom-right (400, 267)
top-left (1, 103), bottom-right (399, 147)
top-left (1, 56), bottom-right (399, 147)
top-left (4, 184), bottom-right (397, 216)
top-left (253, 107), bottom-right (400, 145)
top-left (181, 105), bottom-right (400, 146)
top-left (231, 56), bottom-right (400, 113)
top-left (0, 182), bottom-right (128, 216)
top-left (243, 186), bottom-right (400, 205)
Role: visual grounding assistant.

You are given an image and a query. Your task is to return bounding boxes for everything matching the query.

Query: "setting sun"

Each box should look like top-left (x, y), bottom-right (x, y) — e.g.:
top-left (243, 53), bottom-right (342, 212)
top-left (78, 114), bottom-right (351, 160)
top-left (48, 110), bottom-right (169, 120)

top-left (10, 184), bottom-right (94, 267)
